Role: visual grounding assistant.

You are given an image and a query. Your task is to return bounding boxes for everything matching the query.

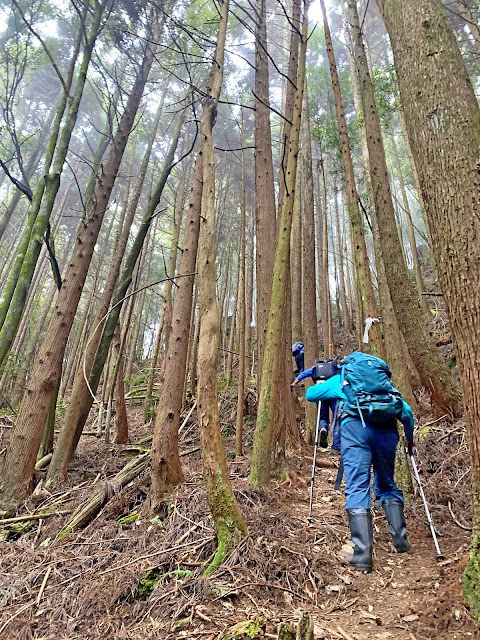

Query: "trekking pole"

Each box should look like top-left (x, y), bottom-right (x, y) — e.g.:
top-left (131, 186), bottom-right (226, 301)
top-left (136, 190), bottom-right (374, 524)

top-left (307, 402), bottom-right (322, 525)
top-left (409, 452), bottom-right (445, 559)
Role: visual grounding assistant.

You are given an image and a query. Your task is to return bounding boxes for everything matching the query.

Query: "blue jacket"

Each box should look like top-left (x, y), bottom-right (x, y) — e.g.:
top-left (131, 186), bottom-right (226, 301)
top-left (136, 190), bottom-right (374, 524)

top-left (305, 374), bottom-right (414, 443)
top-left (296, 366), bottom-right (314, 382)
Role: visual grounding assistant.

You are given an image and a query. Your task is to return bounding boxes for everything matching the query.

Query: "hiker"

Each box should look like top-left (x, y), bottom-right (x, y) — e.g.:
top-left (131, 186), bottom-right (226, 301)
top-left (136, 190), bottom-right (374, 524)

top-left (292, 341), bottom-right (305, 375)
top-left (291, 360), bottom-right (340, 451)
top-left (305, 352), bottom-right (414, 574)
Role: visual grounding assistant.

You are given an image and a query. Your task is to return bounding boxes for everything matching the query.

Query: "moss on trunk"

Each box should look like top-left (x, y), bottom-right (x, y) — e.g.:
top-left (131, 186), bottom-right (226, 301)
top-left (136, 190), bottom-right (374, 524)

top-left (464, 534), bottom-right (480, 622)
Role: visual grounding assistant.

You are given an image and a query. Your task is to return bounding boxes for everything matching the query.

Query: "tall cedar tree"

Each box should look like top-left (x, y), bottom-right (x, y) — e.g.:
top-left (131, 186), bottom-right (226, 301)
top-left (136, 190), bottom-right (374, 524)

top-left (346, 0), bottom-right (461, 417)
top-left (319, 0), bottom-right (384, 358)
top-left (0, 14), bottom-right (161, 508)
top-left (376, 0), bottom-right (480, 618)
top-left (235, 118), bottom-right (247, 455)
top-left (250, 0), bottom-right (308, 486)
top-left (254, 0), bottom-right (277, 381)
top-left (149, 0), bottom-right (232, 504)
top-left (344, 23), bottom-right (417, 408)
top-left (301, 88), bottom-right (319, 444)
top-left (49, 96), bottom-right (167, 483)
top-left (196, 0), bottom-right (247, 572)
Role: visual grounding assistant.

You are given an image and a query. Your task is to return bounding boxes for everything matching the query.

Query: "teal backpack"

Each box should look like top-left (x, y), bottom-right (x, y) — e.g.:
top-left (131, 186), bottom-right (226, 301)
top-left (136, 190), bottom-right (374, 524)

top-left (340, 352), bottom-right (404, 425)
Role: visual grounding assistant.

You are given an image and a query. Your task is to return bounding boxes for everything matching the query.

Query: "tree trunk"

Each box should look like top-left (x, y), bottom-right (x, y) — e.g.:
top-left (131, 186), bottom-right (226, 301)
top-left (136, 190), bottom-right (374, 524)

top-left (0, 190), bottom-right (23, 242)
top-left (320, 0), bottom-right (384, 358)
top-left (150, 2), bottom-right (230, 504)
top-left (347, 0), bottom-right (461, 417)
top-left (334, 188), bottom-right (351, 332)
top-left (314, 153), bottom-right (326, 339)
top-left (250, 0), bottom-right (308, 486)
top-left (235, 123), bottom-right (247, 456)
top-left (58, 90), bottom-right (164, 453)
top-left (254, 0), bottom-right (279, 380)
top-left (0, 16), bottom-right (160, 508)
top-left (319, 152), bottom-right (334, 357)
top-left (301, 88), bottom-right (318, 445)
top-left (226, 265), bottom-right (239, 381)
top-left (344, 26), bottom-right (417, 407)
top-left (196, 0), bottom-right (247, 572)
top-left (290, 164), bottom-right (303, 342)
top-left (144, 315), bottom-right (164, 423)
top-left (376, 0), bottom-right (480, 617)
top-left (390, 133), bottom-right (429, 314)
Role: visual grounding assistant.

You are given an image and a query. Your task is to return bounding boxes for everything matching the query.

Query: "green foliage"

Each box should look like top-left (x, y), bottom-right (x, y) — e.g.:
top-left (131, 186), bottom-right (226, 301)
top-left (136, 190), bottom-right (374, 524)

top-left (125, 372), bottom-right (150, 391)
top-left (128, 565), bottom-right (193, 602)
top-left (118, 511), bottom-right (140, 524)
top-left (220, 619), bottom-right (265, 640)
top-left (56, 398), bottom-right (67, 417)
top-left (371, 65), bottom-right (399, 130)
top-left (464, 535), bottom-right (480, 623)
top-left (0, 352), bottom-right (25, 376)
top-left (135, 567), bottom-right (164, 600)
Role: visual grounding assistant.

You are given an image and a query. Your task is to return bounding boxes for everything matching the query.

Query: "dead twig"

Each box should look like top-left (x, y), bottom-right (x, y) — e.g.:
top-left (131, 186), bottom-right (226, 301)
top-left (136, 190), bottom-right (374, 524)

top-left (36, 566), bottom-right (52, 605)
top-left (448, 500), bottom-right (472, 531)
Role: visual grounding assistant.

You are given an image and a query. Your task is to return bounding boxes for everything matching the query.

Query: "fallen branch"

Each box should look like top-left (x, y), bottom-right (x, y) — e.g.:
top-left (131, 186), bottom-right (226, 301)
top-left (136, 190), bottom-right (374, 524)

top-left (0, 511), bottom-right (69, 525)
top-left (56, 453), bottom-right (150, 539)
top-left (448, 500), bottom-right (472, 531)
top-left (437, 422), bottom-right (465, 442)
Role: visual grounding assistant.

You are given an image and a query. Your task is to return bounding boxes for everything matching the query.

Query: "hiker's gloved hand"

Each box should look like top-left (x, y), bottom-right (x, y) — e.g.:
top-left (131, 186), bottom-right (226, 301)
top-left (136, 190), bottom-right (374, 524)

top-left (290, 383), bottom-right (295, 392)
top-left (406, 441), bottom-right (414, 456)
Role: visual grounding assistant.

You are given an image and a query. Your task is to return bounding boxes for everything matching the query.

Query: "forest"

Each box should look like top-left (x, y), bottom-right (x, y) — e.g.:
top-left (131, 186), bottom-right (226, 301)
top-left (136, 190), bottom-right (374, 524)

top-left (0, 0), bottom-right (480, 637)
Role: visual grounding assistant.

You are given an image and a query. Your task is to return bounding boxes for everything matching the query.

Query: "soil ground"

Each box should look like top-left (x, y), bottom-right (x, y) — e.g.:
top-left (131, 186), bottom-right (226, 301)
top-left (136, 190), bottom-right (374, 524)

top-left (0, 396), bottom-right (478, 640)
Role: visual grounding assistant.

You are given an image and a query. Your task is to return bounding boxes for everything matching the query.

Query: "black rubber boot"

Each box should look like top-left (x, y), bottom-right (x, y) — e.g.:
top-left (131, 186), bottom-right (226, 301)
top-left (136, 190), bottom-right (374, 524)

top-left (319, 428), bottom-right (328, 449)
top-left (347, 508), bottom-right (373, 573)
top-left (382, 498), bottom-right (411, 553)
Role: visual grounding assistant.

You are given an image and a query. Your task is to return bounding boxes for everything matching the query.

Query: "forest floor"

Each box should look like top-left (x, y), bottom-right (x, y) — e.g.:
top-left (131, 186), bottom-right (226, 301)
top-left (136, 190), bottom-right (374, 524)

top-left (0, 390), bottom-right (478, 640)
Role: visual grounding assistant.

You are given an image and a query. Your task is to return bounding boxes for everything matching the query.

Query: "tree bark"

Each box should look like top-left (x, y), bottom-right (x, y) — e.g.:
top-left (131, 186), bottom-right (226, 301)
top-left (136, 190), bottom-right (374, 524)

top-left (376, 0), bottom-right (480, 617)
top-left (250, 0), bottom-right (308, 486)
top-left (334, 188), bottom-right (351, 332)
top-left (390, 133), bottom-right (429, 314)
top-left (290, 164), bottom-right (303, 342)
top-left (319, 152), bottom-right (334, 357)
top-left (254, 0), bottom-right (279, 380)
top-left (347, 0), bottom-right (461, 417)
top-left (235, 122), bottom-right (247, 456)
top-left (196, 0), bottom-right (246, 572)
top-left (301, 89), bottom-right (318, 444)
top-left (150, 0), bottom-right (231, 504)
top-left (344, 26), bottom-right (417, 406)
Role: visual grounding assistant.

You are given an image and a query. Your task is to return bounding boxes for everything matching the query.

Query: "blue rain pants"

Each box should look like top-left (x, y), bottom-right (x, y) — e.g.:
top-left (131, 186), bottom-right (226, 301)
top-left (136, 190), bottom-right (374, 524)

top-left (340, 417), bottom-right (404, 510)
top-left (294, 352), bottom-right (305, 374)
top-left (319, 399), bottom-right (340, 451)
